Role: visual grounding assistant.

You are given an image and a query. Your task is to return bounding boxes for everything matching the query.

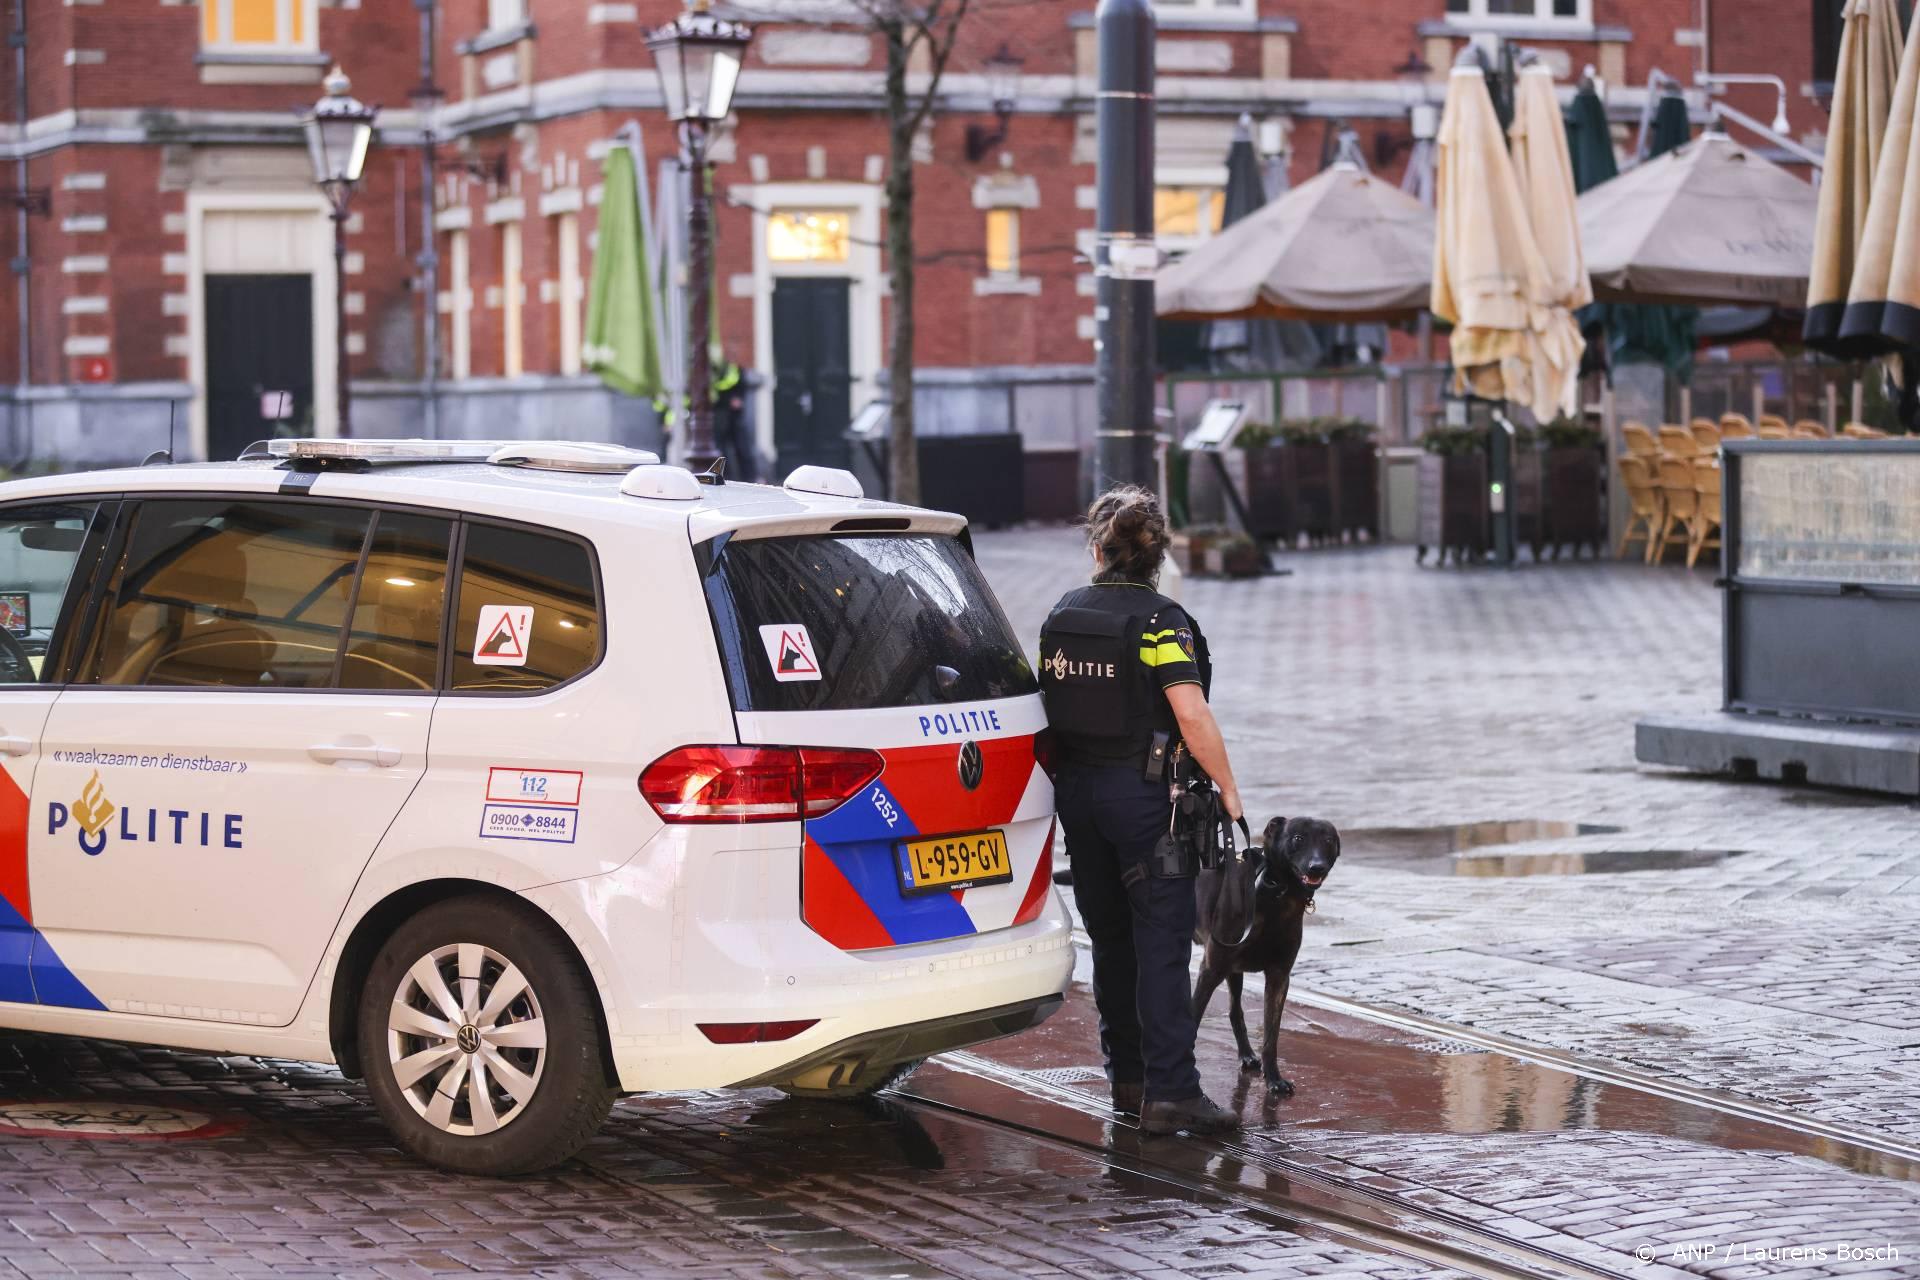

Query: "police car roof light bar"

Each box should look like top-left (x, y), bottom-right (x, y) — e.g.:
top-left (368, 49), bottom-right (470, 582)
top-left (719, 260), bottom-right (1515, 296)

top-left (783, 465), bottom-right (864, 500)
top-left (267, 438), bottom-right (510, 463)
top-left (487, 442), bottom-right (663, 474)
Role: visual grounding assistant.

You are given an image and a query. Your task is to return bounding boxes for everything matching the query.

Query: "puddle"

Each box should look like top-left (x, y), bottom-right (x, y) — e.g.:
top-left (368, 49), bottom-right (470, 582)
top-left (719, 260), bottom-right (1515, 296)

top-left (1340, 820), bottom-right (1744, 877)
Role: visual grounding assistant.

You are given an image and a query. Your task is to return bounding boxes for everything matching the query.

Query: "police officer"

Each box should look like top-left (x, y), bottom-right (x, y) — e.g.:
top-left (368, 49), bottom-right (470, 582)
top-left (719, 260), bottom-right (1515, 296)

top-left (1039, 485), bottom-right (1243, 1136)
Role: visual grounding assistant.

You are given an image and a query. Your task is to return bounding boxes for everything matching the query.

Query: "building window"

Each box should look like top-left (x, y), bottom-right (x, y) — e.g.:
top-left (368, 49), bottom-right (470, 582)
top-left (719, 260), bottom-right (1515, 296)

top-left (448, 230), bottom-right (472, 380)
top-left (1151, 0), bottom-right (1256, 18)
top-left (488, 0), bottom-right (528, 32)
top-left (556, 213), bottom-right (583, 377)
top-left (501, 222), bottom-right (524, 379)
top-left (202, 0), bottom-right (318, 51)
top-left (766, 210), bottom-right (853, 264)
top-left (1154, 186), bottom-right (1224, 244)
top-left (985, 209), bottom-right (1019, 278)
top-left (1445, 0), bottom-right (1590, 23)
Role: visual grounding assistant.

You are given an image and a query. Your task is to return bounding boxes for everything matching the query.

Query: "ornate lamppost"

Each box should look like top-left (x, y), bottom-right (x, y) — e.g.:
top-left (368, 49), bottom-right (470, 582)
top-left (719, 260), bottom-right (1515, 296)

top-left (301, 67), bottom-right (379, 436)
top-left (646, 1), bottom-right (752, 470)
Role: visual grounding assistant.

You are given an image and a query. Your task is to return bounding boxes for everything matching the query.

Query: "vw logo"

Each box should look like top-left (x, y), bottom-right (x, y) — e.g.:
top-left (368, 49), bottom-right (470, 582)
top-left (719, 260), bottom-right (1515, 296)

top-left (957, 741), bottom-right (984, 791)
top-left (456, 1024), bottom-right (481, 1054)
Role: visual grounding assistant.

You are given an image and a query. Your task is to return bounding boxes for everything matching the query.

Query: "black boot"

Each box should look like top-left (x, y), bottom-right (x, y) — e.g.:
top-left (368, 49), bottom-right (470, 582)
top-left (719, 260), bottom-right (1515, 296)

top-left (1140, 1092), bottom-right (1240, 1136)
top-left (1111, 1082), bottom-right (1144, 1116)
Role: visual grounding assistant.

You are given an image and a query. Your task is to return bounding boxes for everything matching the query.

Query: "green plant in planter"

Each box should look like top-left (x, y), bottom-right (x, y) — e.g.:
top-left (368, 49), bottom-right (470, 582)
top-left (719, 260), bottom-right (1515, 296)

top-left (1235, 421), bottom-right (1280, 448)
top-left (1421, 425), bottom-right (1485, 456)
top-left (1538, 415), bottom-right (1602, 450)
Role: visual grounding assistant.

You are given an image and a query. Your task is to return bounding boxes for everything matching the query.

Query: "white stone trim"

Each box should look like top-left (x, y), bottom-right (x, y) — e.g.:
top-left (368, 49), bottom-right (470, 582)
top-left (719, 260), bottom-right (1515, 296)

top-left (163, 252), bottom-right (189, 275)
top-left (62, 335), bottom-right (110, 356)
top-left (164, 335), bottom-right (192, 358)
top-left (61, 214), bottom-right (106, 233)
top-left (1076, 315), bottom-right (1098, 341)
top-left (586, 3), bottom-right (638, 20)
top-left (538, 187), bottom-right (583, 216)
top-left (61, 296), bottom-right (108, 315)
top-left (973, 276), bottom-right (1042, 297)
top-left (343, 251), bottom-right (364, 274)
top-left (162, 293), bottom-right (191, 316)
top-left (864, 154), bottom-right (884, 183)
top-left (61, 172), bottom-right (106, 191)
top-left (1075, 185), bottom-right (1098, 210)
top-left (434, 206), bottom-right (473, 231)
top-left (345, 332), bottom-right (366, 355)
top-left (62, 50), bottom-right (105, 66)
top-left (162, 213), bottom-right (188, 235)
top-left (972, 174), bottom-right (1041, 210)
top-left (1076, 273), bottom-right (1097, 297)
top-left (727, 273), bottom-right (755, 299)
top-left (344, 292), bottom-right (365, 316)
top-left (485, 196), bottom-right (525, 224)
top-left (806, 146), bottom-right (827, 179)
top-left (61, 255), bottom-right (108, 273)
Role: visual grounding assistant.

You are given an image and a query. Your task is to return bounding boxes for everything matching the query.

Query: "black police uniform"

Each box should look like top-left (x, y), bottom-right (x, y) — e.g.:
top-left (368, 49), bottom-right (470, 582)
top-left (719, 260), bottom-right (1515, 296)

top-left (1038, 576), bottom-right (1211, 1104)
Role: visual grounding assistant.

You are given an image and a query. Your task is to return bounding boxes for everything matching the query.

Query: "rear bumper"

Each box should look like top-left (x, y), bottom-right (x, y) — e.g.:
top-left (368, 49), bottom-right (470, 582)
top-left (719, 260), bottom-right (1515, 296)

top-left (727, 994), bottom-right (1062, 1091)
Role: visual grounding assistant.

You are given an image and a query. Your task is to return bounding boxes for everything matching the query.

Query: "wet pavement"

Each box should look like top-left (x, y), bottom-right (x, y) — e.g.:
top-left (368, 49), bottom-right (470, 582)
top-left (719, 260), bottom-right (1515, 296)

top-left (4, 533), bottom-right (1920, 1277)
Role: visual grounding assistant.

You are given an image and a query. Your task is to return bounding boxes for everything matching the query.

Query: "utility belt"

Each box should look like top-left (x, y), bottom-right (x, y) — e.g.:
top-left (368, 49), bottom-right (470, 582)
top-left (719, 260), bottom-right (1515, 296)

top-left (1149, 740), bottom-right (1244, 880)
top-left (1058, 729), bottom-right (1182, 782)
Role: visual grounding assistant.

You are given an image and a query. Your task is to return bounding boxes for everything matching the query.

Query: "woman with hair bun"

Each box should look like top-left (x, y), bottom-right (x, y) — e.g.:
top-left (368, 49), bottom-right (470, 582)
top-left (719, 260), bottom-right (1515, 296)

top-left (1037, 485), bottom-right (1244, 1136)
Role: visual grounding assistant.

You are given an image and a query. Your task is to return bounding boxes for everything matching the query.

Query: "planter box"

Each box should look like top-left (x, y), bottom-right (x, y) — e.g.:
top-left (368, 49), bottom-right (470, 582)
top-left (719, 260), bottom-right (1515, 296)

top-left (1332, 440), bottom-right (1380, 541)
top-left (1416, 445), bottom-right (1606, 563)
top-left (1540, 446), bottom-right (1606, 556)
top-left (1185, 441), bottom-right (1381, 546)
top-left (1415, 452), bottom-right (1489, 563)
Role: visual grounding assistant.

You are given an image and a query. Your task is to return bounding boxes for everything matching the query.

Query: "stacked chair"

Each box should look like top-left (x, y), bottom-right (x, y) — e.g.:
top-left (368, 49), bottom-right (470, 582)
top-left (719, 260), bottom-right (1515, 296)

top-left (1613, 419), bottom-right (1724, 567)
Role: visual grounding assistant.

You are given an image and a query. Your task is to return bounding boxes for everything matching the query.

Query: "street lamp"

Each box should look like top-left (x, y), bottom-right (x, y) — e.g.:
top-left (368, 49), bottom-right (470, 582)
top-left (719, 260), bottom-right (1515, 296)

top-left (301, 67), bottom-right (379, 437)
top-left (965, 44), bottom-right (1025, 162)
top-left (647, 0), bottom-right (752, 470)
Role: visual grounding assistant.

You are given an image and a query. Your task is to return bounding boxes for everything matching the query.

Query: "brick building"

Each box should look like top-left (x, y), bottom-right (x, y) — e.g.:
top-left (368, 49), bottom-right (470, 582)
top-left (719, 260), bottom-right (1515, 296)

top-left (0, 0), bottom-right (1821, 469)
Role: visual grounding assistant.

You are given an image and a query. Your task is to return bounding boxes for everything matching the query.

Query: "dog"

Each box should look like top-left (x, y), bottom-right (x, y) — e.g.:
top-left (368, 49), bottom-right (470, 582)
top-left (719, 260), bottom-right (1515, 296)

top-left (1191, 816), bottom-right (1341, 1097)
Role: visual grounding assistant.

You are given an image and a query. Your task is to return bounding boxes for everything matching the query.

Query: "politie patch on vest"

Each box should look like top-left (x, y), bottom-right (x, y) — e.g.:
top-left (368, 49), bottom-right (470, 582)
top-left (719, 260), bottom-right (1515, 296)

top-left (759, 623), bottom-right (822, 682)
top-left (1176, 627), bottom-right (1196, 659)
top-left (473, 604), bottom-right (533, 666)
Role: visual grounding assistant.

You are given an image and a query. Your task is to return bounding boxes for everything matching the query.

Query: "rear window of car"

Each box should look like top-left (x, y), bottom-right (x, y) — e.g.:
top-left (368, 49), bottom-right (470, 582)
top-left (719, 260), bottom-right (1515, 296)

top-left (703, 533), bottom-right (1035, 712)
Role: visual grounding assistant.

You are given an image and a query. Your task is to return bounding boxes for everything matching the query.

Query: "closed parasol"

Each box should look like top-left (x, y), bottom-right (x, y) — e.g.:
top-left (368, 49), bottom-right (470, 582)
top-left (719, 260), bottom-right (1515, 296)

top-left (1432, 60), bottom-right (1583, 423)
top-left (1806, 0), bottom-right (1906, 350)
top-left (1579, 131), bottom-right (1816, 307)
top-left (1838, 1), bottom-right (1920, 351)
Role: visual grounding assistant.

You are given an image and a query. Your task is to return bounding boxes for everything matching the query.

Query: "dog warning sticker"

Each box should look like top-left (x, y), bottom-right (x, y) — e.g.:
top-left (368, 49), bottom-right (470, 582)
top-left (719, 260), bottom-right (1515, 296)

top-left (474, 604), bottom-right (534, 666)
top-left (758, 623), bottom-right (821, 682)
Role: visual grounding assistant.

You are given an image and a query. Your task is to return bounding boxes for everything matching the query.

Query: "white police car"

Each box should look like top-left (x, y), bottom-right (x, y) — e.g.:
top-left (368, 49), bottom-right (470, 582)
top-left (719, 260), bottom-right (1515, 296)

top-left (0, 439), bottom-right (1071, 1173)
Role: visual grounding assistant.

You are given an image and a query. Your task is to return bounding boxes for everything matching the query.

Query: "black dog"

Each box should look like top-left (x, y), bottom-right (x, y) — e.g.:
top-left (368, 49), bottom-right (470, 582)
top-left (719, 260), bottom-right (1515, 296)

top-left (1191, 817), bottom-right (1340, 1096)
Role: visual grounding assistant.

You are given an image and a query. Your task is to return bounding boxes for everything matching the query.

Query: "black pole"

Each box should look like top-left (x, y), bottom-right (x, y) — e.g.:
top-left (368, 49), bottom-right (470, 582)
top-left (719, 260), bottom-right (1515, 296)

top-left (684, 120), bottom-right (718, 470)
top-left (334, 209), bottom-right (352, 436)
top-left (1094, 0), bottom-right (1156, 492)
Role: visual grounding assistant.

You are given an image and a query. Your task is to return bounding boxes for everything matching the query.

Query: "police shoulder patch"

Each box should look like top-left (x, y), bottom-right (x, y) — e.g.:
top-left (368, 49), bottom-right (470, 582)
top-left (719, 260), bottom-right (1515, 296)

top-left (1175, 627), bottom-right (1196, 659)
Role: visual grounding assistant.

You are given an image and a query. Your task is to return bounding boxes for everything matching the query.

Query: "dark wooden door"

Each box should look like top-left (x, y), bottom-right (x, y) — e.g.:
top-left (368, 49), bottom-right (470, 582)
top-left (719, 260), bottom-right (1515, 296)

top-left (771, 278), bottom-right (852, 476)
top-left (205, 274), bottom-right (314, 462)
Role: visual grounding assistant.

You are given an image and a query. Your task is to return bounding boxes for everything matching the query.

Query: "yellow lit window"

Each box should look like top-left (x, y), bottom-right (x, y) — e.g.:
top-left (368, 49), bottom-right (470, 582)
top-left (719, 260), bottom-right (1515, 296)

top-left (1154, 187), bottom-right (1224, 241)
top-left (985, 209), bottom-right (1019, 277)
top-left (203, 0), bottom-right (317, 51)
top-left (766, 210), bottom-right (853, 264)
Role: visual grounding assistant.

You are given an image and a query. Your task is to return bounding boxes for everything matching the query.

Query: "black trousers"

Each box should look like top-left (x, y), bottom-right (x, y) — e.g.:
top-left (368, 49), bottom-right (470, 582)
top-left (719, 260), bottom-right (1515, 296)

top-left (1056, 762), bottom-right (1202, 1102)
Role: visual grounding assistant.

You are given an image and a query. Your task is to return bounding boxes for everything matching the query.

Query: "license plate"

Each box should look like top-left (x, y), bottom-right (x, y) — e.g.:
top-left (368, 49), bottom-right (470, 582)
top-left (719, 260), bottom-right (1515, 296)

top-left (896, 830), bottom-right (1013, 895)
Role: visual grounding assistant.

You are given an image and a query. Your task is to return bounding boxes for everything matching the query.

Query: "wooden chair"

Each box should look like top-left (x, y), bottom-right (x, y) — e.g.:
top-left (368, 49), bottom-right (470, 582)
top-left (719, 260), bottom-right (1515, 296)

top-left (1792, 426), bottom-right (1825, 439)
top-left (1759, 413), bottom-right (1791, 434)
top-left (1757, 426), bottom-right (1791, 439)
top-left (1616, 454), bottom-right (1665, 563)
top-left (1842, 422), bottom-right (1888, 438)
top-left (1688, 458), bottom-right (1723, 568)
top-left (1793, 419), bottom-right (1831, 438)
top-left (1658, 425), bottom-right (1699, 457)
top-left (1622, 422), bottom-right (1660, 457)
top-left (1654, 456), bottom-right (1699, 563)
top-left (1689, 420), bottom-right (1721, 452)
top-left (1717, 418), bottom-right (1754, 440)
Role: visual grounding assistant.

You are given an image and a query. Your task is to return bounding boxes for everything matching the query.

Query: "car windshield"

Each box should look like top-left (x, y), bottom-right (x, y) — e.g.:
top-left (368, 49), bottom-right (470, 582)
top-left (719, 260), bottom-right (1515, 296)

top-left (703, 533), bottom-right (1035, 712)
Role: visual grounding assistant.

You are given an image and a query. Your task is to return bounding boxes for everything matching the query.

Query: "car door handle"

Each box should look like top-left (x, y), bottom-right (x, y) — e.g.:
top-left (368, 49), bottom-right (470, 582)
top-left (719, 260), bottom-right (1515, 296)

top-left (309, 742), bottom-right (402, 768)
top-left (0, 735), bottom-right (31, 757)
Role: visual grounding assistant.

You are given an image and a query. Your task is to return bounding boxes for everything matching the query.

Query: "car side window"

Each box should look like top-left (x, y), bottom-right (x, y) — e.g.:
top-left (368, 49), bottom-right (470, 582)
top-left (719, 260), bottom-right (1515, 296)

top-left (339, 510), bottom-right (453, 693)
top-left (82, 499), bottom-right (371, 689)
top-left (449, 521), bottom-right (600, 693)
top-left (0, 502), bottom-right (101, 686)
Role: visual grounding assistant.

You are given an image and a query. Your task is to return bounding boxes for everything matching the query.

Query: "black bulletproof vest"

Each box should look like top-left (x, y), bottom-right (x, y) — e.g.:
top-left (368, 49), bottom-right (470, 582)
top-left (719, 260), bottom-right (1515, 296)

top-left (1038, 582), bottom-right (1211, 764)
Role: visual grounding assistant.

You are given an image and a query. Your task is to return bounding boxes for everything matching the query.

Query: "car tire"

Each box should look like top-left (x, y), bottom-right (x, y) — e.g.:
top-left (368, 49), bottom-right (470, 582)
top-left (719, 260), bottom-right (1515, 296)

top-left (777, 1057), bottom-right (922, 1101)
top-left (358, 894), bottom-right (615, 1175)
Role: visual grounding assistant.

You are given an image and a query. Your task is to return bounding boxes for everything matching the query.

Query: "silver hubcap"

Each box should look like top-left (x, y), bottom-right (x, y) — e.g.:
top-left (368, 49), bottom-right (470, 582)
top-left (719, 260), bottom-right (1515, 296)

top-left (387, 942), bottom-right (546, 1137)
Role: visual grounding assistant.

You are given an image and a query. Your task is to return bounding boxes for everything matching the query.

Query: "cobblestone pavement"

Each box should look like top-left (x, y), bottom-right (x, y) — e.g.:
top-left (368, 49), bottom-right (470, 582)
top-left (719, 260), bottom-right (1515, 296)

top-left (0, 1032), bottom-right (1461, 1279)
top-left (975, 530), bottom-right (1920, 1150)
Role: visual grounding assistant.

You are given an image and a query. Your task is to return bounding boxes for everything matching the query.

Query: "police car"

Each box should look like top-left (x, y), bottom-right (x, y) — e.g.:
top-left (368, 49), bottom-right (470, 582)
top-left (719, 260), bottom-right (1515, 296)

top-left (0, 439), bottom-right (1071, 1174)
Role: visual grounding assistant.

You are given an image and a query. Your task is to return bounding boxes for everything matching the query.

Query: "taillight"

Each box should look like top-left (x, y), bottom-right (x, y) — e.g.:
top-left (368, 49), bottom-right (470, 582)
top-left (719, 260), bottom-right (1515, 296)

top-left (639, 745), bottom-right (882, 824)
top-left (1034, 728), bottom-right (1058, 782)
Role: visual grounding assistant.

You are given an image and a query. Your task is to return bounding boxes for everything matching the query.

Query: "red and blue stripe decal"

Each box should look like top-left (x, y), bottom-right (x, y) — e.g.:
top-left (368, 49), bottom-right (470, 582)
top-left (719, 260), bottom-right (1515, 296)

top-left (0, 765), bottom-right (104, 1010)
top-left (802, 736), bottom-right (1052, 950)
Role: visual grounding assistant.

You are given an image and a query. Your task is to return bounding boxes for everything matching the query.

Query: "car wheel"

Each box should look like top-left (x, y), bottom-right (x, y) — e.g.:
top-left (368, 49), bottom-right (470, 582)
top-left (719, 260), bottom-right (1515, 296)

top-left (358, 894), bottom-right (614, 1175)
top-left (777, 1058), bottom-right (923, 1101)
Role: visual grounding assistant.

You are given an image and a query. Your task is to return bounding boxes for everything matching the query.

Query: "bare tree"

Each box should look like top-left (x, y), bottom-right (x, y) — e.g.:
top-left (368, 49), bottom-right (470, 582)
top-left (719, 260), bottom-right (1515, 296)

top-left (728, 0), bottom-right (972, 505)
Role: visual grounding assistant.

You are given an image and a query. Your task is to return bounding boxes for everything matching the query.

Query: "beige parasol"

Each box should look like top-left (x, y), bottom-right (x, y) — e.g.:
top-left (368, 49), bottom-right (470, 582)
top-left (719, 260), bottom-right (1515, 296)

top-left (1805, 0), bottom-right (1904, 349)
top-left (1154, 162), bottom-right (1434, 324)
top-left (1839, 2), bottom-right (1920, 350)
top-left (1579, 132), bottom-right (1816, 307)
top-left (1431, 62), bottom-right (1584, 422)
top-left (1509, 63), bottom-right (1593, 317)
